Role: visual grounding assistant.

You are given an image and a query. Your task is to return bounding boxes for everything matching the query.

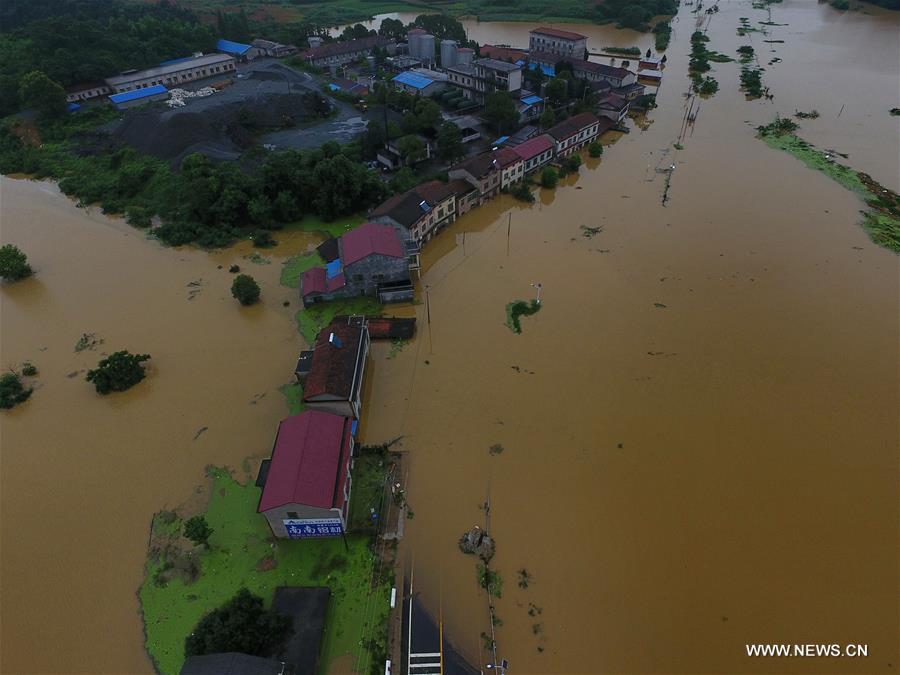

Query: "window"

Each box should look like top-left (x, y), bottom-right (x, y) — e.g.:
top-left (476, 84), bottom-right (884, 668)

top-left (287, 511), bottom-right (299, 519)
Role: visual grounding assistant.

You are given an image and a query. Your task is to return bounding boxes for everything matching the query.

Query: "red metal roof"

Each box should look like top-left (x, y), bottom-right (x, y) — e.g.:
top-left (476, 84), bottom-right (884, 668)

top-left (531, 26), bottom-right (587, 41)
top-left (512, 134), bottom-right (554, 161)
top-left (258, 411), bottom-right (351, 511)
top-left (341, 222), bottom-right (405, 266)
top-left (479, 44), bottom-right (528, 62)
top-left (302, 267), bottom-right (326, 297)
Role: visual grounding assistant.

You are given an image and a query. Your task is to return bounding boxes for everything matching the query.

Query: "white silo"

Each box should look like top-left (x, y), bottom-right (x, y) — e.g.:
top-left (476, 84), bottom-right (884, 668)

top-left (419, 33), bottom-right (436, 66)
top-left (407, 28), bottom-right (426, 60)
top-left (457, 47), bottom-right (474, 65)
top-left (441, 39), bottom-right (458, 68)
top-left (308, 35), bottom-right (323, 49)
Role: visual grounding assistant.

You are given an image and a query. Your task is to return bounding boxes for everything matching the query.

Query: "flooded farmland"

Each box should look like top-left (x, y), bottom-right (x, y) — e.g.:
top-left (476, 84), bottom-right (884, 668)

top-left (1, 0), bottom-right (898, 673)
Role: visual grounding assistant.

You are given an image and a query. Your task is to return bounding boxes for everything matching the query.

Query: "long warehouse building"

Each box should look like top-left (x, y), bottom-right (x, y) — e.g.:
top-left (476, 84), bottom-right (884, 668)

top-left (104, 53), bottom-right (236, 94)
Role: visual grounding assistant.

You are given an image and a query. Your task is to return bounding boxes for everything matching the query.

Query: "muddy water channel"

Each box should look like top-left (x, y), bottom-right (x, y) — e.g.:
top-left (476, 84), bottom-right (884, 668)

top-left (0, 1), bottom-right (897, 674)
top-left (360, 2), bottom-right (899, 674)
top-left (0, 177), bottom-right (320, 673)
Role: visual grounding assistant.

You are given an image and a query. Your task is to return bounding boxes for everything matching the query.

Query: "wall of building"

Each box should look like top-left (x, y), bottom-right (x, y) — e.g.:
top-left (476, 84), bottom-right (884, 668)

top-left (264, 503), bottom-right (348, 538)
top-left (107, 58), bottom-right (235, 93)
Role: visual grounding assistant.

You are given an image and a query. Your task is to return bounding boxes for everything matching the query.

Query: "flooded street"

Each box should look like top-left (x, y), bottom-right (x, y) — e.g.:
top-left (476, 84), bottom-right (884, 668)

top-left (361, 2), bottom-right (899, 673)
top-left (0, 178), bottom-right (319, 673)
top-left (1, 0), bottom-right (898, 673)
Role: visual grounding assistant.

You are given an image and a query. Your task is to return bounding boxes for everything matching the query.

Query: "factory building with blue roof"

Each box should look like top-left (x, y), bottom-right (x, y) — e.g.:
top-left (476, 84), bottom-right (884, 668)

top-left (391, 70), bottom-right (447, 96)
top-left (108, 84), bottom-right (169, 109)
top-left (216, 38), bottom-right (262, 61)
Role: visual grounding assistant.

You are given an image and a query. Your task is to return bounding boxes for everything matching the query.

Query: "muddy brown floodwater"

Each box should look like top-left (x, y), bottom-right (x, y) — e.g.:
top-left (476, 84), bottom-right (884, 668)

top-left (360, 2), bottom-right (899, 674)
top-left (1, 1), bottom-right (898, 673)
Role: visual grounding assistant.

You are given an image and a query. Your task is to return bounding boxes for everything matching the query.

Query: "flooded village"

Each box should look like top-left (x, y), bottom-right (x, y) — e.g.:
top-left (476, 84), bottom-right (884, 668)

top-left (1, 1), bottom-right (898, 674)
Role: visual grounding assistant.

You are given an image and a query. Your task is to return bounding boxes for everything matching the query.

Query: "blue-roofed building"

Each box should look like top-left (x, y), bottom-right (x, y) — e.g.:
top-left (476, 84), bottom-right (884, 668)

top-left (108, 85), bottom-right (169, 110)
top-left (518, 92), bottom-right (544, 122)
top-left (216, 38), bottom-right (261, 61)
top-left (391, 70), bottom-right (447, 96)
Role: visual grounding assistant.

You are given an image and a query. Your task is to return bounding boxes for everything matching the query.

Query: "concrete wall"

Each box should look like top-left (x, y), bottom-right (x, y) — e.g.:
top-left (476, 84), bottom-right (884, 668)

top-left (344, 253), bottom-right (410, 294)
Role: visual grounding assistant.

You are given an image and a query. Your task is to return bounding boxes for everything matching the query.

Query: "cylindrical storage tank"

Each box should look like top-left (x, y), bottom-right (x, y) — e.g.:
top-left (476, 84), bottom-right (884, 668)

top-left (419, 34), bottom-right (435, 64)
top-left (457, 47), bottom-right (474, 65)
top-left (366, 55), bottom-right (376, 70)
top-left (308, 35), bottom-right (323, 49)
top-left (407, 29), bottom-right (425, 59)
top-left (441, 39), bottom-right (458, 68)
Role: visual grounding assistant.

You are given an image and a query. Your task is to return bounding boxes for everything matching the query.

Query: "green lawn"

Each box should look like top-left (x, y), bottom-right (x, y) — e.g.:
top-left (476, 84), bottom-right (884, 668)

top-left (347, 450), bottom-right (391, 533)
top-left (140, 468), bottom-right (391, 675)
top-left (284, 214), bottom-right (365, 239)
top-left (279, 382), bottom-right (305, 415)
top-left (296, 297), bottom-right (384, 345)
top-left (280, 250), bottom-right (324, 289)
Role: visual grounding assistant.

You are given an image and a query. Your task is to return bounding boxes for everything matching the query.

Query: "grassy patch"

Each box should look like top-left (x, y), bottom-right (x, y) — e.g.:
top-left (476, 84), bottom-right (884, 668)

top-left (347, 449), bottom-right (391, 534)
top-left (295, 297), bottom-right (383, 345)
top-left (139, 468), bottom-right (391, 675)
top-left (758, 124), bottom-right (900, 253)
top-left (505, 299), bottom-right (542, 334)
top-left (279, 382), bottom-right (305, 415)
top-left (280, 251), bottom-right (324, 289)
top-left (284, 214), bottom-right (365, 239)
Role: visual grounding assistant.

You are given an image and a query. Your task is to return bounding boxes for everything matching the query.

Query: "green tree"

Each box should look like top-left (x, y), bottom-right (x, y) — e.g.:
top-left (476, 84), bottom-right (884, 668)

top-left (545, 77), bottom-right (569, 107)
top-left (0, 372), bottom-right (32, 409)
top-left (483, 92), bottom-right (519, 135)
top-left (86, 350), bottom-right (151, 395)
top-left (183, 515), bottom-right (213, 548)
top-left (184, 588), bottom-right (292, 657)
top-left (588, 140), bottom-right (604, 157)
top-left (436, 122), bottom-right (464, 162)
top-left (540, 166), bottom-right (559, 189)
top-left (18, 70), bottom-right (65, 118)
top-left (539, 108), bottom-right (556, 129)
top-left (0, 244), bottom-right (33, 281)
top-left (414, 99), bottom-right (442, 133)
top-left (565, 154), bottom-right (583, 172)
top-left (378, 18), bottom-right (406, 41)
top-left (231, 274), bottom-right (260, 305)
top-left (389, 167), bottom-right (419, 194)
top-left (395, 134), bottom-right (426, 165)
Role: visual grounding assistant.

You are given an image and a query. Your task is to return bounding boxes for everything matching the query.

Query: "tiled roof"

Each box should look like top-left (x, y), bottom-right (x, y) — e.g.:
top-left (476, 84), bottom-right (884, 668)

top-left (371, 181), bottom-right (453, 228)
top-left (257, 410), bottom-right (351, 511)
top-left (496, 147), bottom-right (523, 168)
top-left (341, 222), bottom-right (405, 265)
top-left (478, 44), bottom-right (528, 63)
top-left (447, 178), bottom-right (476, 196)
top-left (303, 320), bottom-right (365, 401)
top-left (530, 26), bottom-right (587, 41)
top-left (304, 35), bottom-right (388, 61)
top-left (547, 112), bottom-right (600, 141)
top-left (575, 61), bottom-right (632, 79)
top-left (451, 152), bottom-right (500, 178)
top-left (512, 134), bottom-right (554, 161)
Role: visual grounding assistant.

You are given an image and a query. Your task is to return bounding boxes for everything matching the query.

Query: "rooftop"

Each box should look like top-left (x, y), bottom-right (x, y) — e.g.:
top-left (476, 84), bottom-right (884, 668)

top-left (392, 70), bottom-right (438, 90)
top-left (478, 44), bottom-right (528, 63)
top-left (105, 53), bottom-right (234, 86)
top-left (258, 410), bottom-right (351, 511)
top-left (271, 587), bottom-right (331, 674)
top-left (303, 35), bottom-right (388, 61)
top-left (180, 653), bottom-right (284, 675)
top-left (474, 57), bottom-right (521, 73)
top-left (371, 181), bottom-right (454, 228)
top-left (108, 85), bottom-right (168, 104)
top-left (530, 26), bottom-right (587, 41)
top-left (547, 112), bottom-right (600, 140)
top-left (512, 133), bottom-right (554, 160)
top-left (216, 38), bottom-right (253, 55)
top-left (303, 320), bottom-right (367, 401)
top-left (575, 60), bottom-right (632, 79)
top-left (341, 222), bottom-right (405, 266)
top-left (451, 152), bottom-right (500, 178)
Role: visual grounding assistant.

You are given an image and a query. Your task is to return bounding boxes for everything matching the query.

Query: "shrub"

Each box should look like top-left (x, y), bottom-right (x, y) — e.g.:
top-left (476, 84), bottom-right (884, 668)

top-left (540, 167), bottom-right (558, 189)
top-left (231, 274), bottom-right (260, 305)
top-left (0, 244), bottom-right (33, 281)
top-left (85, 350), bottom-right (150, 394)
top-left (510, 181), bottom-right (535, 203)
top-left (565, 154), bottom-right (583, 172)
top-left (184, 588), bottom-right (292, 658)
top-left (183, 515), bottom-right (213, 548)
top-left (21, 362), bottom-right (37, 377)
top-left (251, 230), bottom-right (276, 248)
top-left (588, 141), bottom-right (603, 158)
top-left (0, 372), bottom-right (32, 409)
top-left (505, 299), bottom-right (542, 334)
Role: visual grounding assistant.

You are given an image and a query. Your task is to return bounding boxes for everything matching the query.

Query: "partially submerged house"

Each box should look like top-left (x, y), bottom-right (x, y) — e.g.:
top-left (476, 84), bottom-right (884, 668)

top-left (370, 180), bottom-right (456, 245)
top-left (512, 134), bottom-right (555, 174)
top-left (597, 93), bottom-right (630, 124)
top-left (546, 112), bottom-right (603, 156)
top-left (300, 318), bottom-right (370, 418)
top-left (257, 410), bottom-right (355, 537)
top-left (300, 222), bottom-right (415, 306)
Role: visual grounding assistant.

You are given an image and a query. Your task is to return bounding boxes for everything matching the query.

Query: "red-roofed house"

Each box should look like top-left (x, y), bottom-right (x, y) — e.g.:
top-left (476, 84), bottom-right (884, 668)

top-left (301, 222), bottom-right (413, 306)
top-left (546, 112), bottom-right (602, 157)
top-left (529, 27), bottom-right (587, 60)
top-left (302, 318), bottom-right (370, 418)
top-left (257, 410), bottom-right (354, 537)
top-left (512, 134), bottom-right (555, 174)
top-left (496, 147), bottom-right (525, 188)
